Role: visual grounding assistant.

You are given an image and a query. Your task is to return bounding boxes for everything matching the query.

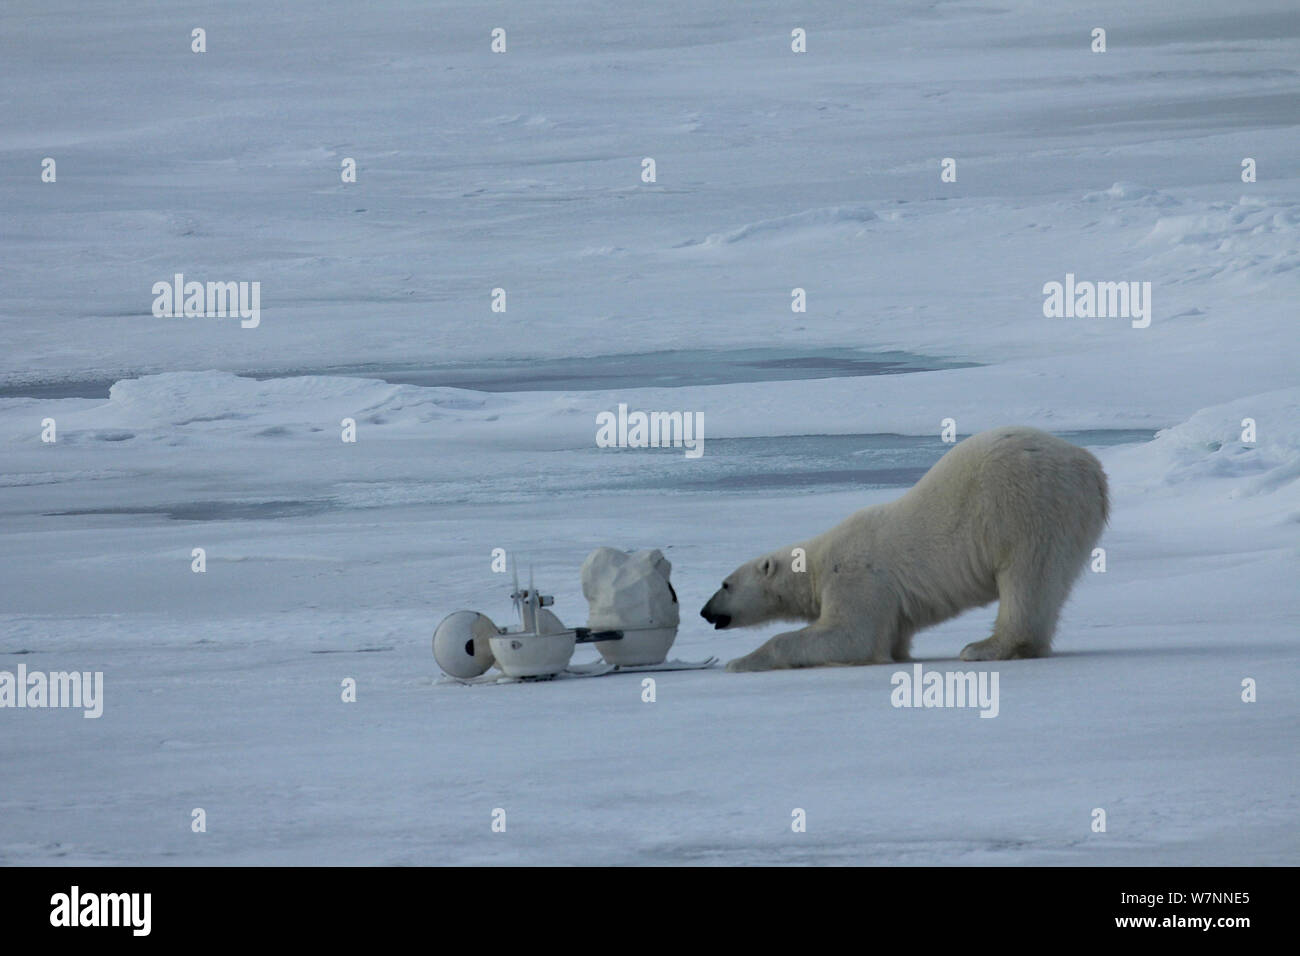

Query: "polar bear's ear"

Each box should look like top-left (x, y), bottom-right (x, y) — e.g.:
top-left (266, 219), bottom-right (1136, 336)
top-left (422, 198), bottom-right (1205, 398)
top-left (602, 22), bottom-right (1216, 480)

top-left (761, 557), bottom-right (776, 577)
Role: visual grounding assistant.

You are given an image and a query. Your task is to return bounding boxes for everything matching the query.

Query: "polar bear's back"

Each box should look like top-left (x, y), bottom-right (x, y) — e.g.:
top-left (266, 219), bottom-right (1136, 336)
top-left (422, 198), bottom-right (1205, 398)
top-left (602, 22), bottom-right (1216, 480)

top-left (904, 426), bottom-right (1109, 568)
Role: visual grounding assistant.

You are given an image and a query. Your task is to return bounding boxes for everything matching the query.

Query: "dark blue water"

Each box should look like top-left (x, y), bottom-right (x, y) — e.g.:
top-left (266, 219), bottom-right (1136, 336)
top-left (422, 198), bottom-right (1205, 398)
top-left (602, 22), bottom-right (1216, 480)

top-left (0, 348), bottom-right (975, 399)
top-left (567, 429), bottom-right (1155, 495)
top-left (40, 429), bottom-right (1155, 518)
top-left (308, 348), bottom-right (978, 392)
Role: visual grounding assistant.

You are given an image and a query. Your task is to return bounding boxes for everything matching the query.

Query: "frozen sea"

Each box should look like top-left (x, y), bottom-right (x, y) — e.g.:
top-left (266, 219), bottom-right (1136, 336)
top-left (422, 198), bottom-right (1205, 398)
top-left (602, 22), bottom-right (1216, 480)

top-left (1, 0), bottom-right (1297, 865)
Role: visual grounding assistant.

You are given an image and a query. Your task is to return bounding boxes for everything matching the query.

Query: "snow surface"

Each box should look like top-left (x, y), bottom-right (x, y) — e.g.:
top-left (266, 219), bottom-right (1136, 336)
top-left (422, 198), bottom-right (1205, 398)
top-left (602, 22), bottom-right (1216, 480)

top-left (1, 0), bottom-right (1297, 865)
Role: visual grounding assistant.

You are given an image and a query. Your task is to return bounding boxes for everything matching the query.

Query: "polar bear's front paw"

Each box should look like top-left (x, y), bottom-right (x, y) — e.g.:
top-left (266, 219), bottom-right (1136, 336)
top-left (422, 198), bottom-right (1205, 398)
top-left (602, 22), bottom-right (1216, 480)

top-left (726, 653), bottom-right (770, 673)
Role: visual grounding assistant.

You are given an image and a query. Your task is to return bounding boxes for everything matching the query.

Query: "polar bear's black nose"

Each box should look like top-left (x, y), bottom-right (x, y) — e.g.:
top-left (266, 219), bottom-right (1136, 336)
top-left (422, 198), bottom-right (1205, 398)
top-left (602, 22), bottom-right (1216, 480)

top-left (700, 602), bottom-right (730, 629)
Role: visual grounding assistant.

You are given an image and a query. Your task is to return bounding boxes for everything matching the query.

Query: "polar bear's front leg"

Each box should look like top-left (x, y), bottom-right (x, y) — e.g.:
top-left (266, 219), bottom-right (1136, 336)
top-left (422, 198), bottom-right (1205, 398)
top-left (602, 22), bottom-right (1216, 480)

top-left (725, 622), bottom-right (887, 672)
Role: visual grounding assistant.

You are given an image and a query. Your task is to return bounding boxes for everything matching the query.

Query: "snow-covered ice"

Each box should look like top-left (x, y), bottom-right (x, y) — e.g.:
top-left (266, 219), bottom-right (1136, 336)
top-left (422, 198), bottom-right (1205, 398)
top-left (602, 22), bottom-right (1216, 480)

top-left (1, 0), bottom-right (1297, 864)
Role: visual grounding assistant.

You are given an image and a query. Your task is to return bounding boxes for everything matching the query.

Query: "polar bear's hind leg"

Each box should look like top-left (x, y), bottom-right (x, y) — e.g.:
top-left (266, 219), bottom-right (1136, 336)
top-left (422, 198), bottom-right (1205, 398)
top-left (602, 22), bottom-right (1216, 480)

top-left (960, 553), bottom-right (1082, 661)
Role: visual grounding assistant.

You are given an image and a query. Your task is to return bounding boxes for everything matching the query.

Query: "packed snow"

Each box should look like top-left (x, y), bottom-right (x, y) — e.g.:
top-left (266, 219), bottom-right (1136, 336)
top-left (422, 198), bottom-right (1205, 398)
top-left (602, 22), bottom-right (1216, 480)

top-left (1, 0), bottom-right (1297, 864)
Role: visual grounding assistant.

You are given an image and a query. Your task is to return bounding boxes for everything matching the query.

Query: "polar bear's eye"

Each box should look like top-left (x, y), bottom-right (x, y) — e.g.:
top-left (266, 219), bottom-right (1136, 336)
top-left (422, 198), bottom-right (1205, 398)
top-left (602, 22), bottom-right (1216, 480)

top-left (722, 582), bottom-right (730, 590)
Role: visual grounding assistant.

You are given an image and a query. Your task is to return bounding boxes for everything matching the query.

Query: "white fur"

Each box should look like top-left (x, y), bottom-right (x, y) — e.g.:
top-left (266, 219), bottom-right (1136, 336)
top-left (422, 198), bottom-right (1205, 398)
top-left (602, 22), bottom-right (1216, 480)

top-left (700, 427), bottom-right (1109, 672)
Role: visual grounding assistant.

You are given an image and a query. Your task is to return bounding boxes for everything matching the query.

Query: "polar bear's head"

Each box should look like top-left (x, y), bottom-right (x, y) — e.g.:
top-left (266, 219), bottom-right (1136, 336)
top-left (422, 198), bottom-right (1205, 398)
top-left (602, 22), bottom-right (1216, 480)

top-left (700, 552), bottom-right (798, 629)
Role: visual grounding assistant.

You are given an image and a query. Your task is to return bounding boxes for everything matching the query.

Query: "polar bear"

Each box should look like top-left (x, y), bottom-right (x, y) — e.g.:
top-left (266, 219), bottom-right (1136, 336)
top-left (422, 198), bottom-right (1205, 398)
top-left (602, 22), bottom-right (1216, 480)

top-left (700, 427), bottom-right (1108, 672)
